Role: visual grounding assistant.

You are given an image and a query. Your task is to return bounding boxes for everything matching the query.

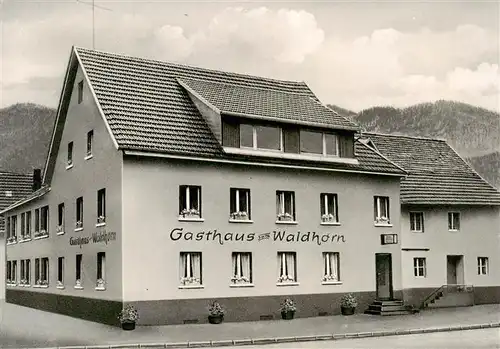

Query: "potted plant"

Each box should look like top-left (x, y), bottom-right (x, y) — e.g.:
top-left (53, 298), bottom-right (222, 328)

top-left (279, 298), bottom-right (296, 320)
top-left (118, 305), bottom-right (139, 330)
top-left (340, 293), bottom-right (358, 315)
top-left (208, 300), bottom-right (225, 324)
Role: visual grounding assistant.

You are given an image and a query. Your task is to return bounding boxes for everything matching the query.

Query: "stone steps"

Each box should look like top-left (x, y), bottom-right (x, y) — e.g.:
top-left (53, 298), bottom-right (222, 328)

top-left (364, 300), bottom-right (415, 316)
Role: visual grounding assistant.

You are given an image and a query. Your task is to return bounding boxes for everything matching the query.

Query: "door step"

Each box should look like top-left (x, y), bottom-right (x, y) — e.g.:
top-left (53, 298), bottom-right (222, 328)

top-left (364, 300), bottom-right (415, 316)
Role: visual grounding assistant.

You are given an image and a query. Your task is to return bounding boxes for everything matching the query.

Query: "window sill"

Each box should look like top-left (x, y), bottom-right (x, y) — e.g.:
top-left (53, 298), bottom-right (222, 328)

top-left (33, 235), bottom-right (49, 240)
top-left (65, 164), bottom-right (74, 170)
top-left (448, 229), bottom-right (459, 232)
top-left (230, 283), bottom-right (254, 288)
top-left (6, 283), bottom-right (17, 287)
top-left (20, 284), bottom-right (31, 287)
top-left (84, 154), bottom-right (93, 160)
top-left (276, 220), bottom-right (298, 225)
top-left (95, 286), bottom-right (106, 291)
top-left (33, 285), bottom-right (48, 288)
top-left (374, 223), bottom-right (393, 227)
top-left (411, 230), bottom-right (424, 233)
top-left (276, 282), bottom-right (299, 287)
top-left (320, 222), bottom-right (341, 226)
top-left (178, 285), bottom-right (204, 289)
top-left (414, 276), bottom-right (426, 279)
top-left (20, 238), bottom-right (32, 243)
top-left (322, 281), bottom-right (343, 285)
top-left (96, 222), bottom-right (106, 227)
top-left (57, 231), bottom-right (65, 236)
top-left (228, 219), bottom-right (253, 224)
top-left (74, 227), bottom-right (84, 232)
top-left (6, 241), bottom-right (17, 246)
top-left (178, 217), bottom-right (205, 222)
top-left (74, 286), bottom-right (84, 290)
top-left (56, 285), bottom-right (65, 290)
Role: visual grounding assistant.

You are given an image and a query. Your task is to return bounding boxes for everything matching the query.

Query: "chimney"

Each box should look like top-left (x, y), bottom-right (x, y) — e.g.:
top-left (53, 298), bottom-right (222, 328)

top-left (33, 168), bottom-right (42, 191)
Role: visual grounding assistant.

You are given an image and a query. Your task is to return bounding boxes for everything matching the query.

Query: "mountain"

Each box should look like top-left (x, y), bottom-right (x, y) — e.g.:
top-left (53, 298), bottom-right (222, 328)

top-left (0, 103), bottom-right (57, 174)
top-left (328, 100), bottom-right (500, 187)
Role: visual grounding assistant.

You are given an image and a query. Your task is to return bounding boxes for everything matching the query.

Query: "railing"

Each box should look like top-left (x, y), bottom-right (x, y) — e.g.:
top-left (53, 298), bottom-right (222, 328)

top-left (420, 284), bottom-right (474, 309)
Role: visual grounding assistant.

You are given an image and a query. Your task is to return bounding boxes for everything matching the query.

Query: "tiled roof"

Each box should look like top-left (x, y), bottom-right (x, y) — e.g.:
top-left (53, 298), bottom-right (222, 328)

top-left (364, 133), bottom-right (500, 205)
top-left (0, 171), bottom-right (33, 231)
top-left (178, 78), bottom-right (358, 130)
top-left (74, 48), bottom-right (403, 176)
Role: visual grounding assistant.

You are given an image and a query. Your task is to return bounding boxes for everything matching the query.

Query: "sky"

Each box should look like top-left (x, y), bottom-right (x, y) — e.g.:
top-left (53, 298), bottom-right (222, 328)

top-left (1, 0), bottom-right (499, 112)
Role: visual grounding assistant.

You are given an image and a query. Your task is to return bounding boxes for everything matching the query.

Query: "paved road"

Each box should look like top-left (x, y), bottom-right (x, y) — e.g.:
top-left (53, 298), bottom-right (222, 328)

top-left (232, 329), bottom-right (500, 349)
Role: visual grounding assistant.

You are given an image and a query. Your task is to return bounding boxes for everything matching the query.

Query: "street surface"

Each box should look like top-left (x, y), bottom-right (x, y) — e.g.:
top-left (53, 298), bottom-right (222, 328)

top-left (231, 329), bottom-right (500, 349)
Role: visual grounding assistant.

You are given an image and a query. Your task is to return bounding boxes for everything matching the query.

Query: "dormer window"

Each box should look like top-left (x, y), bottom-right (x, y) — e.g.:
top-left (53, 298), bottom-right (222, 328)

top-left (300, 130), bottom-right (339, 156)
top-left (240, 124), bottom-right (281, 151)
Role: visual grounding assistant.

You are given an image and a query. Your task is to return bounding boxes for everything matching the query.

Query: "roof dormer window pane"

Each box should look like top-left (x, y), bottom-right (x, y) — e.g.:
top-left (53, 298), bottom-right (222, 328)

top-left (240, 124), bottom-right (253, 148)
top-left (325, 133), bottom-right (339, 156)
top-left (300, 130), bottom-right (323, 154)
top-left (256, 125), bottom-right (280, 150)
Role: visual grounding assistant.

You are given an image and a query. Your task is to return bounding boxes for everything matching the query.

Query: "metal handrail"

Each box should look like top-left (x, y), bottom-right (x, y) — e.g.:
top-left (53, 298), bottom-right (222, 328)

top-left (420, 284), bottom-right (474, 309)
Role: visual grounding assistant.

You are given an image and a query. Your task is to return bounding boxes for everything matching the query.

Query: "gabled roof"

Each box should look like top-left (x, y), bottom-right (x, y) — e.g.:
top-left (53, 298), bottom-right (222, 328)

top-left (364, 133), bottom-right (500, 205)
top-left (43, 47), bottom-right (406, 184)
top-left (177, 78), bottom-right (358, 130)
top-left (0, 171), bottom-right (34, 230)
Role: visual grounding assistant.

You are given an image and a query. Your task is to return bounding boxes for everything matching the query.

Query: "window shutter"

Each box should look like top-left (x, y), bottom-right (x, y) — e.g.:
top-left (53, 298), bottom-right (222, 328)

top-left (283, 126), bottom-right (299, 153)
top-left (339, 133), bottom-right (354, 158)
top-left (222, 119), bottom-right (240, 147)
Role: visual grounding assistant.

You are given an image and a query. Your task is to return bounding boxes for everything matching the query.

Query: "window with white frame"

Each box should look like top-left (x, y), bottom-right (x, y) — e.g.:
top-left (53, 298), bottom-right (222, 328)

top-left (240, 124), bottom-right (281, 151)
top-left (75, 254), bottom-right (83, 288)
top-left (57, 257), bottom-right (64, 287)
top-left (7, 215), bottom-right (17, 243)
top-left (229, 188), bottom-right (251, 221)
top-left (25, 211), bottom-right (31, 238)
top-left (67, 141), bottom-right (74, 166)
top-left (179, 252), bottom-right (202, 286)
top-left (40, 206), bottom-right (49, 235)
top-left (34, 208), bottom-right (40, 233)
top-left (96, 252), bottom-right (106, 289)
top-left (320, 193), bottom-right (338, 223)
top-left (300, 130), bottom-right (339, 156)
top-left (6, 260), bottom-right (17, 284)
top-left (374, 196), bottom-right (390, 224)
top-left (76, 197), bottom-right (83, 229)
top-left (413, 257), bottom-right (426, 277)
top-left (478, 257), bottom-right (489, 275)
top-left (86, 130), bottom-right (93, 157)
top-left (97, 189), bottom-right (106, 224)
top-left (231, 252), bottom-right (252, 285)
top-left (57, 203), bottom-right (65, 233)
top-left (448, 212), bottom-right (460, 231)
top-left (410, 212), bottom-right (424, 232)
top-left (276, 191), bottom-right (295, 222)
top-left (35, 257), bottom-right (49, 286)
top-left (322, 252), bottom-right (340, 283)
top-left (20, 212), bottom-right (26, 239)
top-left (179, 185), bottom-right (201, 219)
top-left (20, 259), bottom-right (31, 286)
top-left (277, 252), bottom-right (297, 284)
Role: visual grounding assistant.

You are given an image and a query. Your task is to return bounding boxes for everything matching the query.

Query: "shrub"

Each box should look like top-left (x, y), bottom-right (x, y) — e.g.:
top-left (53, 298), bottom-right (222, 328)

top-left (340, 293), bottom-right (358, 308)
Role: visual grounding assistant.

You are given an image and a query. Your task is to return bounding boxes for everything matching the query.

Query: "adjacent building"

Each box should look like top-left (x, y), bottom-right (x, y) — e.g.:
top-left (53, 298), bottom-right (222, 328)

top-left (2, 47), bottom-right (499, 325)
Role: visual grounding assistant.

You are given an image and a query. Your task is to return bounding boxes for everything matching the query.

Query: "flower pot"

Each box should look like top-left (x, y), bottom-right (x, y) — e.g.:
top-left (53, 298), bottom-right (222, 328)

top-left (208, 315), bottom-right (224, 324)
top-left (281, 311), bottom-right (295, 320)
top-left (341, 306), bottom-right (355, 316)
top-left (121, 321), bottom-right (136, 331)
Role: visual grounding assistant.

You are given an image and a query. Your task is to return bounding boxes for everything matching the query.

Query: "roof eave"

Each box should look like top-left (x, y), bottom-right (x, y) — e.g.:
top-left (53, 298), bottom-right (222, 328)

top-left (0, 187), bottom-right (51, 215)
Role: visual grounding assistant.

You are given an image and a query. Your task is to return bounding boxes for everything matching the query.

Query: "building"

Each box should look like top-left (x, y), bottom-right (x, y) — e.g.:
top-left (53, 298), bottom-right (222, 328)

top-left (363, 133), bottom-right (500, 307)
top-left (0, 170), bottom-right (37, 299)
top-left (2, 47), bottom-right (499, 326)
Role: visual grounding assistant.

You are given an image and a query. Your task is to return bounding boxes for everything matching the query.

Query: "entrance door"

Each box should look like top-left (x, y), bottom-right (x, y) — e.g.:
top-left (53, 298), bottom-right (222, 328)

top-left (447, 255), bottom-right (464, 284)
top-left (375, 253), bottom-right (393, 300)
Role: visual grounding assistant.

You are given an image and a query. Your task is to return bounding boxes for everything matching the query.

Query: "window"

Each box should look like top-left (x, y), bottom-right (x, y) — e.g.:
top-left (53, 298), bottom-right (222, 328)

top-left (374, 196), bottom-right (390, 224)
top-left (35, 257), bottom-right (49, 286)
top-left (413, 257), bottom-right (426, 277)
top-left (7, 260), bottom-right (17, 285)
top-left (320, 193), bottom-right (338, 223)
top-left (67, 142), bottom-right (73, 166)
top-left (231, 252), bottom-right (252, 285)
top-left (20, 259), bottom-right (30, 286)
top-left (78, 80), bottom-right (84, 104)
top-left (96, 252), bottom-right (106, 289)
top-left (410, 212), bottom-right (424, 232)
top-left (179, 185), bottom-right (201, 219)
top-left (40, 206), bottom-right (49, 233)
top-left (6, 216), bottom-right (17, 243)
top-left (478, 257), bottom-right (489, 275)
top-left (34, 208), bottom-right (40, 233)
top-left (76, 197), bottom-right (83, 229)
top-left (25, 211), bottom-right (31, 238)
top-left (179, 252), bottom-right (202, 286)
top-left (57, 203), bottom-right (65, 233)
top-left (240, 124), bottom-right (281, 151)
top-left (57, 257), bottom-right (64, 287)
top-left (448, 212), bottom-right (460, 231)
top-left (5, 190), bottom-right (12, 197)
top-left (276, 191), bottom-right (295, 222)
top-left (75, 254), bottom-right (83, 288)
top-left (20, 213), bottom-right (26, 238)
top-left (299, 130), bottom-right (339, 156)
top-left (86, 130), bottom-right (93, 157)
top-left (277, 252), bottom-right (297, 284)
top-left (229, 188), bottom-right (251, 221)
top-left (97, 189), bottom-right (106, 224)
top-left (322, 252), bottom-right (340, 283)
top-left (324, 133), bottom-right (339, 156)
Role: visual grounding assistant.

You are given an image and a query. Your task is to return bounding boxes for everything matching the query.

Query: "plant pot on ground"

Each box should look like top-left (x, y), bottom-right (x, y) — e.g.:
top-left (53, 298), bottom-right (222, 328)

top-left (121, 321), bottom-right (136, 331)
top-left (279, 298), bottom-right (297, 320)
top-left (340, 293), bottom-right (358, 316)
top-left (208, 300), bottom-right (225, 324)
top-left (118, 305), bottom-right (139, 331)
top-left (281, 311), bottom-right (295, 320)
